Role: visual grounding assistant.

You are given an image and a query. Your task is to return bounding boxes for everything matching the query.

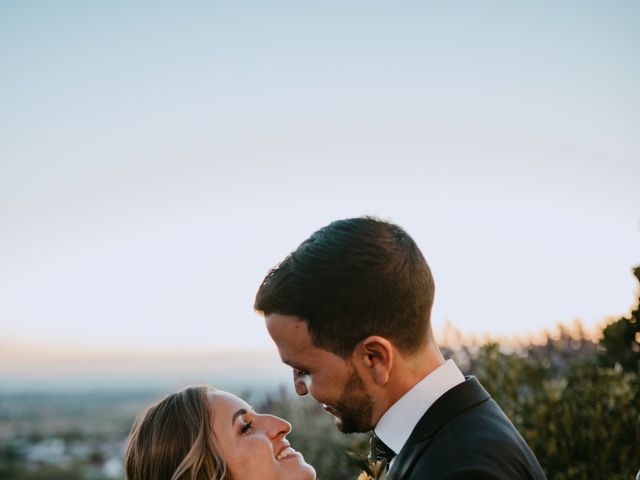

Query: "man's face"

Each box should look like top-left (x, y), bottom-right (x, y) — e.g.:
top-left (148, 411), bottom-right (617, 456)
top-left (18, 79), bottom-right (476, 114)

top-left (265, 313), bottom-right (374, 433)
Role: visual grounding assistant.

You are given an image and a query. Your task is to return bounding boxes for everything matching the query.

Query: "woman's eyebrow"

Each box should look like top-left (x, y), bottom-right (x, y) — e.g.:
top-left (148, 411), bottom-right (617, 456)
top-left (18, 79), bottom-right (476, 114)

top-left (231, 408), bottom-right (248, 427)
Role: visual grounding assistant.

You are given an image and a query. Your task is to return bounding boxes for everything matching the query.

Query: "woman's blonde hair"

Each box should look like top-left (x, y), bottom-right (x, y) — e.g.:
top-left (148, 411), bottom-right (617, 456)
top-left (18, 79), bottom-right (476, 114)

top-left (124, 385), bottom-right (228, 480)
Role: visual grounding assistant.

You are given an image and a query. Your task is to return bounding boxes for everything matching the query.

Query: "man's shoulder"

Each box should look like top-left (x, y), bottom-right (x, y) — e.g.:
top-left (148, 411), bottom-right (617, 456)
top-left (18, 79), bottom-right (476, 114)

top-left (402, 418), bottom-right (546, 479)
top-left (393, 378), bottom-right (546, 480)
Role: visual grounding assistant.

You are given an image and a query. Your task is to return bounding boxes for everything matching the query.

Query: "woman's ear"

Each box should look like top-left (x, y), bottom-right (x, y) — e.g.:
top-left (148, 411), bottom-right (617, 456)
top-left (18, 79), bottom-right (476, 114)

top-left (356, 336), bottom-right (393, 386)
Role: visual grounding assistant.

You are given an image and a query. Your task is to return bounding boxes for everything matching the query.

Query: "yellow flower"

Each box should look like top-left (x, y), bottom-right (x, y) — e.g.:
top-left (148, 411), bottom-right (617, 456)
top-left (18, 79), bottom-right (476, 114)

top-left (345, 448), bottom-right (387, 480)
top-left (356, 461), bottom-right (387, 480)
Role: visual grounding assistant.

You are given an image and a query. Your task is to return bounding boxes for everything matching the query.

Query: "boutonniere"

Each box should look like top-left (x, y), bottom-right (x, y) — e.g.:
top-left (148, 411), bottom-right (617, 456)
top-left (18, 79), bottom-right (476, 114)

top-left (345, 450), bottom-right (388, 480)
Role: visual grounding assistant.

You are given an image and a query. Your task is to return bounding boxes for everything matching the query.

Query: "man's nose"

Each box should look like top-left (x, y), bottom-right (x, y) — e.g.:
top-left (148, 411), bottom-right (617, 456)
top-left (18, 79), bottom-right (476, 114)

top-left (293, 372), bottom-right (309, 396)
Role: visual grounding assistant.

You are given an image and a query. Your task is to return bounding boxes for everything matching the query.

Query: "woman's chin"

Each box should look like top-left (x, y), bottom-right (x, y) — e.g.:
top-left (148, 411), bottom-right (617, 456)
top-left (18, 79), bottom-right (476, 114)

top-left (278, 456), bottom-right (315, 480)
top-left (300, 463), bottom-right (316, 480)
top-left (289, 459), bottom-right (316, 480)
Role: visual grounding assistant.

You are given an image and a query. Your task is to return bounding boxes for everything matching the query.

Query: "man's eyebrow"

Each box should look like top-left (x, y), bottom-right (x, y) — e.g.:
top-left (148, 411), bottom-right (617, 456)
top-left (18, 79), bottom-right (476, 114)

top-left (280, 357), bottom-right (294, 367)
top-left (281, 358), bottom-right (305, 370)
top-left (231, 408), bottom-right (248, 427)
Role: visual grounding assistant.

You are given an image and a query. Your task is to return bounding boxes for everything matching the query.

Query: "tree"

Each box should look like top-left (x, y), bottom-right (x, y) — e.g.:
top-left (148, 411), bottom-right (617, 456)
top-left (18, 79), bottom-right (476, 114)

top-left (599, 266), bottom-right (640, 373)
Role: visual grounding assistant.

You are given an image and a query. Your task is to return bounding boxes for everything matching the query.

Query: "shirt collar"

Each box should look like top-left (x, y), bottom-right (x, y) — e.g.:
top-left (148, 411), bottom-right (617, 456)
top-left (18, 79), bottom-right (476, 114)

top-left (373, 359), bottom-right (465, 456)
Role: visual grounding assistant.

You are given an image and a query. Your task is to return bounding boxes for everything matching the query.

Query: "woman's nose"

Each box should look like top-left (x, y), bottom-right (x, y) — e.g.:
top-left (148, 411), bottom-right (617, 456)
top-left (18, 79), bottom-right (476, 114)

top-left (265, 414), bottom-right (291, 438)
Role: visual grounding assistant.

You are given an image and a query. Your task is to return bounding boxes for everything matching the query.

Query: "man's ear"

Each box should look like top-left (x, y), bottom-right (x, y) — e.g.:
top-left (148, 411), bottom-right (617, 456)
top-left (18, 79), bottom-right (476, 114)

top-left (356, 336), bottom-right (394, 386)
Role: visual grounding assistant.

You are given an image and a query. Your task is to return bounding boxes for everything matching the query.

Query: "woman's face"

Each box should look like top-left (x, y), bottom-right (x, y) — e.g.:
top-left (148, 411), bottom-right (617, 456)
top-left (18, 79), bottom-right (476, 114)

top-left (209, 391), bottom-right (316, 480)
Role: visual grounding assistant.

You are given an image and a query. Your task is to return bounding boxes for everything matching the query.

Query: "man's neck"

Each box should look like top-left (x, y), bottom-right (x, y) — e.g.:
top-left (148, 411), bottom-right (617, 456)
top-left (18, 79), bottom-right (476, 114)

top-left (374, 342), bottom-right (445, 422)
top-left (373, 359), bottom-right (466, 456)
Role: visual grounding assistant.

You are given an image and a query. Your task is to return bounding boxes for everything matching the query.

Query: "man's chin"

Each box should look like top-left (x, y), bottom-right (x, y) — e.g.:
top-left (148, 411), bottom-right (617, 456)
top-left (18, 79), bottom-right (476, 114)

top-left (336, 421), bottom-right (368, 434)
top-left (332, 414), bottom-right (369, 434)
top-left (323, 406), bottom-right (350, 432)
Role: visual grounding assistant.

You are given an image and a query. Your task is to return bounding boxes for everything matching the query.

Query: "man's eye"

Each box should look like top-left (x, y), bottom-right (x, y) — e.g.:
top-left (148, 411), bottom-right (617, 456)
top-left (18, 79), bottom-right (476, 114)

top-left (294, 368), bottom-right (310, 376)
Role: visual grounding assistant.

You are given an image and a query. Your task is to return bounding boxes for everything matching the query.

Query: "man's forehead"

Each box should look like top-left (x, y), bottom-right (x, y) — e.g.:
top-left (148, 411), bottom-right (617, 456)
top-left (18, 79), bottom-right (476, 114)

top-left (265, 314), bottom-right (324, 362)
top-left (265, 313), bottom-right (311, 339)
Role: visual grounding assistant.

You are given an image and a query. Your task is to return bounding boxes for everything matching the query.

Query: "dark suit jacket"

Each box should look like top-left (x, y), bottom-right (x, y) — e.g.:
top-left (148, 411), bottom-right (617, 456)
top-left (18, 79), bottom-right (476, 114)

top-left (387, 377), bottom-right (546, 480)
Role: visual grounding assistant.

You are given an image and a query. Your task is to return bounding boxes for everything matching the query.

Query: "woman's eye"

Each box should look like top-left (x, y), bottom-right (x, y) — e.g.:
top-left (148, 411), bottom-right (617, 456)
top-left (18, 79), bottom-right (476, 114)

top-left (240, 421), bottom-right (252, 434)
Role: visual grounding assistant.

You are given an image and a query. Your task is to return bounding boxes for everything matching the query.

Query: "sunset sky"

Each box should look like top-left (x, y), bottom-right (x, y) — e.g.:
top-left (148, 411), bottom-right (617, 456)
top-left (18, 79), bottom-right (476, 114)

top-left (1, 1), bottom-right (639, 378)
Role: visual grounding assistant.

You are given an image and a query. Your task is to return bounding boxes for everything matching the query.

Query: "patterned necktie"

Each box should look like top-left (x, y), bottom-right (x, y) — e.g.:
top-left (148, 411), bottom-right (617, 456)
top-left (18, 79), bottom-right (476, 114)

top-left (370, 434), bottom-right (396, 465)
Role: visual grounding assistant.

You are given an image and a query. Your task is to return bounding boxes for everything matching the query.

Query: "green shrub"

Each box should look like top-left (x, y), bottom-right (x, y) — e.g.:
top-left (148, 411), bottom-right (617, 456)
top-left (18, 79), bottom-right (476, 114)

top-left (474, 347), bottom-right (640, 480)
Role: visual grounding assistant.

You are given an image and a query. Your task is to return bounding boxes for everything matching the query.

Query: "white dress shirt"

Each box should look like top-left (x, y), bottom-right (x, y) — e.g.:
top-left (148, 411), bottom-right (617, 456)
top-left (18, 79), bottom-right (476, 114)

top-left (373, 359), bottom-right (465, 464)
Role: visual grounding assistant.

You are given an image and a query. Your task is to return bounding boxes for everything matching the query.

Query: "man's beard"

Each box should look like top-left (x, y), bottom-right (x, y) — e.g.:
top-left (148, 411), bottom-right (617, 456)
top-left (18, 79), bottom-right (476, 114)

top-left (331, 367), bottom-right (374, 433)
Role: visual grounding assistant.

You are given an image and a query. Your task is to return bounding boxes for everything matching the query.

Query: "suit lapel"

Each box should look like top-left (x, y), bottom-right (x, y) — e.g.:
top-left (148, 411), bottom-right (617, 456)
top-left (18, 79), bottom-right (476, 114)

top-left (386, 376), bottom-right (490, 480)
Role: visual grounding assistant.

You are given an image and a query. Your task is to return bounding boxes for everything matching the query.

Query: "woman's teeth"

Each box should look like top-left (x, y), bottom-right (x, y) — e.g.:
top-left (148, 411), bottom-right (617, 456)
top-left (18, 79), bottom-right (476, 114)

top-left (276, 446), bottom-right (297, 460)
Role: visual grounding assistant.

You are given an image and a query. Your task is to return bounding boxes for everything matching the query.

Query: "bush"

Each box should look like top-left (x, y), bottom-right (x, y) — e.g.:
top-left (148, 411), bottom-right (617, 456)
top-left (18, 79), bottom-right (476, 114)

top-left (474, 349), bottom-right (640, 480)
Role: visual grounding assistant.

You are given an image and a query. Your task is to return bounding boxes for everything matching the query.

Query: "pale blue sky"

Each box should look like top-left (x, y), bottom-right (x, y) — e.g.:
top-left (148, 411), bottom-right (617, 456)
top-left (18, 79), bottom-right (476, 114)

top-left (1, 1), bottom-right (639, 355)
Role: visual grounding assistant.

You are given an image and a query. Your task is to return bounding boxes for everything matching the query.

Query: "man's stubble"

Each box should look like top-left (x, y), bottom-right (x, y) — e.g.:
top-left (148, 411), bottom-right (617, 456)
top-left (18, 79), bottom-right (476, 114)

top-left (332, 366), bottom-right (375, 434)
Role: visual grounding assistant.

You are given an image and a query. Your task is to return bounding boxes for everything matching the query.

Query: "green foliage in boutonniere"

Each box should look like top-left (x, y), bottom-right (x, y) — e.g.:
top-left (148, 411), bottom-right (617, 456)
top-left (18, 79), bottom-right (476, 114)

top-left (345, 450), bottom-right (388, 480)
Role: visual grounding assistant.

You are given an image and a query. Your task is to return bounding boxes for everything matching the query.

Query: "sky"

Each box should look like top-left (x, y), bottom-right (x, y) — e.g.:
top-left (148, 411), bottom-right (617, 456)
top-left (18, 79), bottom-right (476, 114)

top-left (1, 1), bottom-right (639, 375)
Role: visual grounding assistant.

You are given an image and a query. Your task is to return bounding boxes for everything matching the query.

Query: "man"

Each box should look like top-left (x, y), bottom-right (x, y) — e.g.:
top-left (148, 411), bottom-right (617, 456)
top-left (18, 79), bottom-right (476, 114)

top-left (255, 217), bottom-right (546, 479)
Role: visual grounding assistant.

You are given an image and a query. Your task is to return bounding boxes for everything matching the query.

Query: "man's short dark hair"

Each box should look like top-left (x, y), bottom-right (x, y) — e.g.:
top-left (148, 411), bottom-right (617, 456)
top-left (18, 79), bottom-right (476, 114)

top-left (254, 217), bottom-right (435, 357)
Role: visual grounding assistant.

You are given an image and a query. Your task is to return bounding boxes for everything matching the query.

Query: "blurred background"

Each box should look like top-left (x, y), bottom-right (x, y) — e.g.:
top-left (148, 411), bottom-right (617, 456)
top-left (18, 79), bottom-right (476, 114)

top-left (1, 1), bottom-right (639, 479)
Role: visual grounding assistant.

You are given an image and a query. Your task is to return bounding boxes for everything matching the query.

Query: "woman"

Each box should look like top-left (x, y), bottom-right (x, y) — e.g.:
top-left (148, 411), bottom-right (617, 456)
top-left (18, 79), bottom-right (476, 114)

top-left (125, 385), bottom-right (316, 480)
